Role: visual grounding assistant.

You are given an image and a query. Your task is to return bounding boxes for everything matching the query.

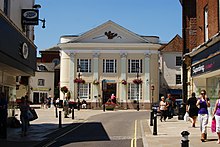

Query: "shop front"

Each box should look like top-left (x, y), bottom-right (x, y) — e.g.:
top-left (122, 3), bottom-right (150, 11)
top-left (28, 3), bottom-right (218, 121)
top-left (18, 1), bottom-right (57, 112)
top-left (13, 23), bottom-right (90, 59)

top-left (190, 39), bottom-right (220, 111)
top-left (0, 11), bottom-right (36, 116)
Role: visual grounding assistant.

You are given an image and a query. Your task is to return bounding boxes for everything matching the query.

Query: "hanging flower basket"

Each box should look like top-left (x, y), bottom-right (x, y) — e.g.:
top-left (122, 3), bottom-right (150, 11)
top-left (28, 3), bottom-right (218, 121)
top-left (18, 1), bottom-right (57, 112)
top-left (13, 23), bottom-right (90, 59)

top-left (74, 78), bottom-right (85, 84)
top-left (60, 86), bottom-right (68, 93)
top-left (105, 101), bottom-right (116, 110)
top-left (93, 80), bottom-right (100, 85)
top-left (133, 79), bottom-right (142, 84)
top-left (121, 79), bottom-right (127, 85)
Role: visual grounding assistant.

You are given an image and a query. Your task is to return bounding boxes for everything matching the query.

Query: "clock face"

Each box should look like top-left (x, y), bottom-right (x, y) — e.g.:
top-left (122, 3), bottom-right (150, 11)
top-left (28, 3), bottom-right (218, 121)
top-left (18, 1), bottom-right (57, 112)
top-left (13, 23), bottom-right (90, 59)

top-left (22, 42), bottom-right (29, 59)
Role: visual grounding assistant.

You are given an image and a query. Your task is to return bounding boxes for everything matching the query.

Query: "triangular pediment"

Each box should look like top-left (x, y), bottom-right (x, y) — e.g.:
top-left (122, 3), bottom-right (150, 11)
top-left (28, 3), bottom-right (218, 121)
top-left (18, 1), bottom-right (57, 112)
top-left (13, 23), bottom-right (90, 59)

top-left (69, 20), bottom-right (149, 43)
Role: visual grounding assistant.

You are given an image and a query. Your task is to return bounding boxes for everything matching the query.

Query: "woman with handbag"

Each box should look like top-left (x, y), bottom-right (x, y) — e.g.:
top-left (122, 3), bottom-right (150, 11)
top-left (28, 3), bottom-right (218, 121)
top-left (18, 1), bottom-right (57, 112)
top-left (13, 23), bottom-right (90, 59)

top-left (212, 90), bottom-right (220, 144)
top-left (196, 90), bottom-right (210, 142)
top-left (19, 96), bottom-right (30, 136)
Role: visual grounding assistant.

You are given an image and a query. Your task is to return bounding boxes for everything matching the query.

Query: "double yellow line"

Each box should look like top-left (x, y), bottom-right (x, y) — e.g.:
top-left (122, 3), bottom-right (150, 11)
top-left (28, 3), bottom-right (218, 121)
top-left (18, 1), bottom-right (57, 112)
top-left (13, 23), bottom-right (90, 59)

top-left (131, 120), bottom-right (137, 147)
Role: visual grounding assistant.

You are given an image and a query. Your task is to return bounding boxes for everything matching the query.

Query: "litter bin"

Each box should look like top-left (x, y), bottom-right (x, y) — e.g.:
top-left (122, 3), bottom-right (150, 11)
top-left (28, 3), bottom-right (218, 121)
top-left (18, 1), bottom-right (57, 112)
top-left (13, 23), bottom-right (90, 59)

top-left (178, 102), bottom-right (186, 120)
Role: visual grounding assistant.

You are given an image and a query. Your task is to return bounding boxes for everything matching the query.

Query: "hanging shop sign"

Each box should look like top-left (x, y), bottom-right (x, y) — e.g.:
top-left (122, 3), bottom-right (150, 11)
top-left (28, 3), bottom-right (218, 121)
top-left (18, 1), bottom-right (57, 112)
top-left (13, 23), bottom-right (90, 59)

top-left (21, 9), bottom-right (39, 25)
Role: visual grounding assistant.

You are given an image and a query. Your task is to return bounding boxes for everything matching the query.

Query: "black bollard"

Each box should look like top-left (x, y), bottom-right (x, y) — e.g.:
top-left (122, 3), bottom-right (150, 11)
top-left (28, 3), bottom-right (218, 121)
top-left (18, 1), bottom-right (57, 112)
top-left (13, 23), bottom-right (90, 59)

top-left (72, 108), bottom-right (74, 119)
top-left (150, 110), bottom-right (153, 126)
top-left (181, 131), bottom-right (190, 147)
top-left (59, 111), bottom-right (62, 128)
top-left (55, 107), bottom-right (58, 118)
top-left (103, 104), bottom-right (105, 112)
top-left (153, 111), bottom-right (157, 135)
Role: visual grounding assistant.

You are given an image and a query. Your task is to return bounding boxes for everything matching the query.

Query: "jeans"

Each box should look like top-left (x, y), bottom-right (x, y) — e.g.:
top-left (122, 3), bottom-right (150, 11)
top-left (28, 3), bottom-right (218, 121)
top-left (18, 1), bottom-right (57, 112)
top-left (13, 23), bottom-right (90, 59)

top-left (198, 114), bottom-right (208, 133)
top-left (21, 116), bottom-right (28, 134)
top-left (215, 115), bottom-right (220, 133)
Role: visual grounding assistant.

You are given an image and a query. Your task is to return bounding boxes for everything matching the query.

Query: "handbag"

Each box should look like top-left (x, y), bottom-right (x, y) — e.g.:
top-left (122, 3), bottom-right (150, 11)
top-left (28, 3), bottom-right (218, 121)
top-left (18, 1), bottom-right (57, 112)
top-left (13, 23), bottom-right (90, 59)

top-left (29, 108), bottom-right (38, 121)
top-left (184, 112), bottom-right (190, 122)
top-left (211, 117), bottom-right (216, 133)
top-left (27, 109), bottom-right (34, 121)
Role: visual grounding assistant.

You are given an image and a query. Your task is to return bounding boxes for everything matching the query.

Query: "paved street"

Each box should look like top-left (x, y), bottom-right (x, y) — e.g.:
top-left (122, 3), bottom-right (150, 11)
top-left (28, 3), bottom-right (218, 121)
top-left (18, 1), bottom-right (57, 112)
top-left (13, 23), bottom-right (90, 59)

top-left (1, 107), bottom-right (220, 147)
top-left (46, 111), bottom-right (147, 147)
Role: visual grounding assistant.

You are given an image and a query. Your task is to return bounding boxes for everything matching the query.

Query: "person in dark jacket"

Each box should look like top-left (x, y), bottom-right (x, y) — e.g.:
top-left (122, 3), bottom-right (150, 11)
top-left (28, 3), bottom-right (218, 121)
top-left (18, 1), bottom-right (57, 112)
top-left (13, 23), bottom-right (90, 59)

top-left (186, 92), bottom-right (199, 127)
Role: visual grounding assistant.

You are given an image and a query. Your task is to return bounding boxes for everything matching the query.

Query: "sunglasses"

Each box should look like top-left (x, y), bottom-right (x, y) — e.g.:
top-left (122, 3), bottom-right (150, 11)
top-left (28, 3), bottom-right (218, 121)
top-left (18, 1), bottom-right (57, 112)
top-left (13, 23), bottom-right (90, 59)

top-left (201, 93), bottom-right (205, 95)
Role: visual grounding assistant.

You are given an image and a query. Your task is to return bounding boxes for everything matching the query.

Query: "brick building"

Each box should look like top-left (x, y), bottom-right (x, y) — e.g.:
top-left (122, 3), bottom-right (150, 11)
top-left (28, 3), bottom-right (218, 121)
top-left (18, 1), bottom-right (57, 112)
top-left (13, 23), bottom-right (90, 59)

top-left (182, 0), bottom-right (220, 110)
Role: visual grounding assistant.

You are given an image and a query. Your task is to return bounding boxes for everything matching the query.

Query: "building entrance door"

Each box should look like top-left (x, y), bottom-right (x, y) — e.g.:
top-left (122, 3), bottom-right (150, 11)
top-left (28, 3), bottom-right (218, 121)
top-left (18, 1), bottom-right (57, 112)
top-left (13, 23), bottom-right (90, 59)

top-left (103, 83), bottom-right (116, 103)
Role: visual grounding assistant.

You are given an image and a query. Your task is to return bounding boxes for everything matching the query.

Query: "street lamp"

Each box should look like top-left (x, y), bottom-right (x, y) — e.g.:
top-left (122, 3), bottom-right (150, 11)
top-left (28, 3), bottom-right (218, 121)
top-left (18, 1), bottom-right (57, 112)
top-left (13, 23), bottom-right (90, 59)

top-left (136, 66), bottom-right (140, 111)
top-left (77, 64), bottom-right (81, 110)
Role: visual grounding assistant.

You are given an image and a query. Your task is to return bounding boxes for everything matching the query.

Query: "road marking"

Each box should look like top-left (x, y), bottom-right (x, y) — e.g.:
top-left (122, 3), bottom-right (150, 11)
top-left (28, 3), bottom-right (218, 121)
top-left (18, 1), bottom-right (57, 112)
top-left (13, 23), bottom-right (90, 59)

top-left (140, 120), bottom-right (148, 147)
top-left (42, 120), bottom-right (88, 147)
top-left (131, 120), bottom-right (137, 147)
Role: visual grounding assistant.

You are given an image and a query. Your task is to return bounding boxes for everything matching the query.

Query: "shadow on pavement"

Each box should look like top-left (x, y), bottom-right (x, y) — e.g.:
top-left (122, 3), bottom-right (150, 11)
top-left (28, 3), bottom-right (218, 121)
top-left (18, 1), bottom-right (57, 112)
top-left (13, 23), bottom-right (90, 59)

top-left (36, 122), bottom-right (110, 147)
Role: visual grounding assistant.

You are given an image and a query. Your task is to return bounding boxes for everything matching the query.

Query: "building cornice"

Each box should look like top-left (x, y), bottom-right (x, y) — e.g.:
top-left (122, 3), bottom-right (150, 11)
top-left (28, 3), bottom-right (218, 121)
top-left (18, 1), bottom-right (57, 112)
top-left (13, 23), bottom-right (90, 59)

top-left (58, 43), bottom-right (161, 50)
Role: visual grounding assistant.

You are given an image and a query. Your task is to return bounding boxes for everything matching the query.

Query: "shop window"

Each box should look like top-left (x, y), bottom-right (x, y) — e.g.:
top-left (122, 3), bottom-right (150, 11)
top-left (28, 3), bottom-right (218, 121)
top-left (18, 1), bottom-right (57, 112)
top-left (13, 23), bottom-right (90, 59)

top-left (128, 59), bottom-right (142, 73)
top-left (38, 79), bottom-right (45, 86)
top-left (128, 83), bottom-right (142, 100)
top-left (77, 59), bottom-right (91, 73)
top-left (103, 59), bottom-right (117, 73)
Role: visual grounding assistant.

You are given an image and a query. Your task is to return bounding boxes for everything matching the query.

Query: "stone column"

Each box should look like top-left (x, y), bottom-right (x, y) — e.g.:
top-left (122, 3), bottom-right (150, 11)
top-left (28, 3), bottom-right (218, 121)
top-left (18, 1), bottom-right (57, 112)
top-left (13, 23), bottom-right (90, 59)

top-left (120, 53), bottom-right (127, 106)
top-left (60, 50), bottom-right (70, 100)
top-left (68, 53), bottom-right (75, 101)
top-left (92, 52), bottom-right (100, 103)
top-left (144, 53), bottom-right (150, 102)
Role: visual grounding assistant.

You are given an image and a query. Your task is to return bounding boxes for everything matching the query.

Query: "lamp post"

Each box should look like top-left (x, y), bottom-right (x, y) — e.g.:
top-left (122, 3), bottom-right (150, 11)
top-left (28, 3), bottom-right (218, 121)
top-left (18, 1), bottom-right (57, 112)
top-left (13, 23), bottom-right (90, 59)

top-left (150, 85), bottom-right (155, 126)
top-left (136, 66), bottom-right (140, 111)
top-left (77, 65), bottom-right (81, 110)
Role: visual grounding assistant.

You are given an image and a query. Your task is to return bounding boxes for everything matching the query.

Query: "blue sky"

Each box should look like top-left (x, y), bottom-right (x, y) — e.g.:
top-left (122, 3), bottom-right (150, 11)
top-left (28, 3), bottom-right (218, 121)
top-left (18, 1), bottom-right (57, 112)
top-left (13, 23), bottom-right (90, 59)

top-left (35, 0), bottom-right (182, 56)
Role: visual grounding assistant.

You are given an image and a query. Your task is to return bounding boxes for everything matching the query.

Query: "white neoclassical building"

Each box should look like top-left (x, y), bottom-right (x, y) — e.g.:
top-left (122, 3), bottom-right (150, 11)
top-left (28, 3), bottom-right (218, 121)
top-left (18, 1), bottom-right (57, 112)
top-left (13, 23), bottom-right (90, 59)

top-left (58, 20), bottom-right (161, 109)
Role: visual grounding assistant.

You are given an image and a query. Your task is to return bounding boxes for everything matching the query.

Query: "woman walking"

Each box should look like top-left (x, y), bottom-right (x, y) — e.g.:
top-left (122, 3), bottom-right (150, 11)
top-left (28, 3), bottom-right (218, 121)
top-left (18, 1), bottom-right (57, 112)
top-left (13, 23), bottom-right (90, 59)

top-left (186, 92), bottom-right (199, 127)
top-left (196, 90), bottom-right (210, 142)
top-left (159, 96), bottom-right (167, 122)
top-left (19, 96), bottom-right (30, 136)
top-left (212, 90), bottom-right (220, 144)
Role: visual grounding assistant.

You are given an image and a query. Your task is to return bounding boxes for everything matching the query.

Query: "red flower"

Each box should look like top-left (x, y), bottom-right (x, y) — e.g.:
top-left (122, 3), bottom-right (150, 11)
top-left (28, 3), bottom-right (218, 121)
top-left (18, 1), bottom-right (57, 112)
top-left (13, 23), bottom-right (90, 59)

top-left (74, 78), bottom-right (85, 84)
top-left (133, 79), bottom-right (142, 84)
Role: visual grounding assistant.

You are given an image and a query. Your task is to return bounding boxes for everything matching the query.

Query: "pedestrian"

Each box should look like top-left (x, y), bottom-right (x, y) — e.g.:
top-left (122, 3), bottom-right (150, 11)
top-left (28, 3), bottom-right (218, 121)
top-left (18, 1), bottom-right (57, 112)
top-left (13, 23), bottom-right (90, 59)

top-left (111, 94), bottom-right (116, 104)
top-left (165, 93), bottom-right (174, 119)
top-left (19, 96), bottom-right (30, 136)
top-left (196, 89), bottom-right (210, 142)
top-left (212, 90), bottom-right (220, 144)
top-left (81, 99), bottom-right (87, 109)
top-left (47, 95), bottom-right (51, 108)
top-left (55, 98), bottom-right (60, 108)
top-left (63, 96), bottom-right (69, 118)
top-left (186, 92), bottom-right (199, 127)
top-left (40, 96), bottom-right (44, 109)
top-left (0, 92), bottom-right (7, 139)
top-left (159, 96), bottom-right (167, 122)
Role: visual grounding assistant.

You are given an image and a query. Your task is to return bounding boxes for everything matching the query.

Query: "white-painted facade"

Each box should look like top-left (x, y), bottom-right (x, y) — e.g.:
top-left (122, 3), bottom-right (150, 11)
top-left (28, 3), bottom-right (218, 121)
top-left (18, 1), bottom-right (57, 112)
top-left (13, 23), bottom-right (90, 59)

top-left (58, 21), bottom-right (161, 109)
top-left (29, 63), bottom-right (55, 104)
